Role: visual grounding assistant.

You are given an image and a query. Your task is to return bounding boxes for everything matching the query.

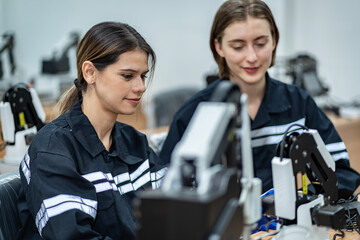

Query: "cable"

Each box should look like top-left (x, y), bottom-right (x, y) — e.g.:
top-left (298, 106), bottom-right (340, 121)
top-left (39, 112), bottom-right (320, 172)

top-left (265, 218), bottom-right (278, 232)
top-left (336, 192), bottom-right (360, 236)
top-left (279, 123), bottom-right (308, 161)
top-left (332, 229), bottom-right (344, 240)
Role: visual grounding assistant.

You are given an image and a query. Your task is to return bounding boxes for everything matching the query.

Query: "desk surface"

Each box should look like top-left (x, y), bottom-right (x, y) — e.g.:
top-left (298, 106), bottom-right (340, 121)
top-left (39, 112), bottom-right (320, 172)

top-left (251, 229), bottom-right (360, 239)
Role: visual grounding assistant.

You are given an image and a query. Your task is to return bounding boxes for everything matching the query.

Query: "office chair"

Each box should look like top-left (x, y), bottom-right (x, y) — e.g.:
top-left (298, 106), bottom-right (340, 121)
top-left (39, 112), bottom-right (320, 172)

top-left (0, 171), bottom-right (22, 240)
top-left (145, 87), bottom-right (199, 129)
top-left (143, 87), bottom-right (199, 154)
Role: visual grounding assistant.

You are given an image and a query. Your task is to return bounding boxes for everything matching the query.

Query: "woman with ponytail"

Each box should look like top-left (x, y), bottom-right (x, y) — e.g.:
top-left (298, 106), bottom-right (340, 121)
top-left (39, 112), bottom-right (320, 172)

top-left (17, 21), bottom-right (167, 240)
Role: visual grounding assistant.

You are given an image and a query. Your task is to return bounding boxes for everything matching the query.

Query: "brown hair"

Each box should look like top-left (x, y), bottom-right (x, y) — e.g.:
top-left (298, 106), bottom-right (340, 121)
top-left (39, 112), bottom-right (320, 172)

top-left (210, 0), bottom-right (279, 78)
top-left (57, 21), bottom-right (156, 115)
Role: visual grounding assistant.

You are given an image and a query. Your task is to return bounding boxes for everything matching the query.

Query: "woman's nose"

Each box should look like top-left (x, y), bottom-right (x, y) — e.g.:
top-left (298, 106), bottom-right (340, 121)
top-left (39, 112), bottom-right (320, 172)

top-left (133, 77), bottom-right (146, 93)
top-left (246, 46), bottom-right (257, 63)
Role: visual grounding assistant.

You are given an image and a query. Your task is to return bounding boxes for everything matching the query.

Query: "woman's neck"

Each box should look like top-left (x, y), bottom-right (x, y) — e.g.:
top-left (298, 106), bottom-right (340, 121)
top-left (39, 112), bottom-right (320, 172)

top-left (233, 78), bottom-right (266, 120)
top-left (81, 96), bottom-right (116, 151)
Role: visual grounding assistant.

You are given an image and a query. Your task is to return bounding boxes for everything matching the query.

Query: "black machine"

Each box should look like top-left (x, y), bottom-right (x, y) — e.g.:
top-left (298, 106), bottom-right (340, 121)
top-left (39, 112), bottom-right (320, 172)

top-left (42, 31), bottom-right (80, 74)
top-left (286, 54), bottom-right (329, 97)
top-left (0, 32), bottom-right (16, 80)
top-left (266, 126), bottom-right (347, 239)
top-left (0, 83), bottom-right (45, 164)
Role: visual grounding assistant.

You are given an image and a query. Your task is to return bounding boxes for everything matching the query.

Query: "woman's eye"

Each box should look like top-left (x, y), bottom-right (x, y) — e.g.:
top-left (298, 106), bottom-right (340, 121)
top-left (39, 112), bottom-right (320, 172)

top-left (121, 74), bottom-right (133, 80)
top-left (141, 74), bottom-right (148, 81)
top-left (233, 46), bottom-right (244, 50)
top-left (255, 41), bottom-right (267, 48)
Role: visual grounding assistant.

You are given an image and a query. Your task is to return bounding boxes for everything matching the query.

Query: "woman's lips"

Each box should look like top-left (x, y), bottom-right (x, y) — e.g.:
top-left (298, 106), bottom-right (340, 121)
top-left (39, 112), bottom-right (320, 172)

top-left (243, 67), bottom-right (259, 74)
top-left (126, 98), bottom-right (141, 104)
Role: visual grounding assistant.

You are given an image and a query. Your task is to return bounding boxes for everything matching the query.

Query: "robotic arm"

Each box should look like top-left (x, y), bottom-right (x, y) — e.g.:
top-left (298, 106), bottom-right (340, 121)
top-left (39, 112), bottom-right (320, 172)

top-left (0, 33), bottom-right (16, 79)
top-left (137, 81), bottom-right (262, 240)
top-left (42, 31), bottom-right (80, 74)
top-left (0, 83), bottom-right (45, 164)
top-left (270, 128), bottom-right (346, 239)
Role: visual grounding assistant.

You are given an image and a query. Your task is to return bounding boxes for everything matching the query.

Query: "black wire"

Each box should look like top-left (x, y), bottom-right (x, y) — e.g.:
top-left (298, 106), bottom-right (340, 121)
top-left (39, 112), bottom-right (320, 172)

top-left (279, 123), bottom-right (309, 161)
top-left (332, 229), bottom-right (345, 240)
top-left (265, 218), bottom-right (278, 232)
top-left (336, 192), bottom-right (360, 235)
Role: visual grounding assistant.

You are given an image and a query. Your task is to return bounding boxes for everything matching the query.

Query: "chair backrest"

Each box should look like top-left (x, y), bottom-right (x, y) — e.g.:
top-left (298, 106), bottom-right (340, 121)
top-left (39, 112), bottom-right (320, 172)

top-left (0, 171), bottom-right (22, 240)
top-left (145, 87), bottom-right (199, 129)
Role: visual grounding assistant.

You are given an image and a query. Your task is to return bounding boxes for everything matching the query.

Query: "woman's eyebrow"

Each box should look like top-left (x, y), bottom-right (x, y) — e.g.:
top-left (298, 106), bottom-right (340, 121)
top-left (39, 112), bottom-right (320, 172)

top-left (228, 35), bottom-right (270, 43)
top-left (119, 69), bottom-right (149, 74)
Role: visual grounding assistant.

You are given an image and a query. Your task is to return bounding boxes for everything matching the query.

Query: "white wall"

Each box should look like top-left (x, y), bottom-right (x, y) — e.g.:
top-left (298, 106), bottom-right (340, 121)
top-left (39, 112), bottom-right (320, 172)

top-left (265, 0), bottom-right (360, 102)
top-left (1, 0), bottom-right (360, 102)
top-left (1, 0), bottom-right (223, 99)
top-left (291, 0), bottom-right (360, 102)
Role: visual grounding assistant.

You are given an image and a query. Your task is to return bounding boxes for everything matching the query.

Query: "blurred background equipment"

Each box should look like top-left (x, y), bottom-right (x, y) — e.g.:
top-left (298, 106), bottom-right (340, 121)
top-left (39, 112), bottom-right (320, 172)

top-left (286, 54), bottom-right (329, 97)
top-left (0, 32), bottom-right (16, 80)
top-left (35, 31), bottom-right (80, 101)
top-left (42, 31), bottom-right (80, 75)
top-left (0, 83), bottom-right (45, 164)
top-left (272, 53), bottom-right (342, 116)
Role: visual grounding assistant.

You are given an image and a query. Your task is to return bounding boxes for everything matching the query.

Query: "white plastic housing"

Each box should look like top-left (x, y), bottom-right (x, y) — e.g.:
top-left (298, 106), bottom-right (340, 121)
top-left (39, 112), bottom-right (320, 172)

top-left (272, 156), bottom-right (297, 220)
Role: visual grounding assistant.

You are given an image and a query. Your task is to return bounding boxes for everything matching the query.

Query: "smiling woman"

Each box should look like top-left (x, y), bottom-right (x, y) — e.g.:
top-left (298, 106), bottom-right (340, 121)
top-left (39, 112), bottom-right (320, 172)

top-left (16, 22), bottom-right (167, 240)
top-left (160, 0), bottom-right (360, 200)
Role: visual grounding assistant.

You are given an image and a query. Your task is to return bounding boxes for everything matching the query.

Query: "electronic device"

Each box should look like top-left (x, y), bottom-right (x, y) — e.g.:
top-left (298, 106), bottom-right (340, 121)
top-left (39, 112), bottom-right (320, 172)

top-left (42, 31), bottom-right (79, 74)
top-left (0, 32), bottom-right (16, 80)
top-left (270, 127), bottom-right (346, 240)
top-left (286, 54), bottom-right (329, 97)
top-left (0, 83), bottom-right (45, 164)
top-left (136, 81), bottom-right (262, 240)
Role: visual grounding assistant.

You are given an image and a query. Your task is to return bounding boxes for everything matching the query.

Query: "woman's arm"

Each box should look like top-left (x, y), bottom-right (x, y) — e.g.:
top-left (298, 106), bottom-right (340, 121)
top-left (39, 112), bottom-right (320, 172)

top-left (305, 95), bottom-right (360, 199)
top-left (19, 151), bottom-right (111, 240)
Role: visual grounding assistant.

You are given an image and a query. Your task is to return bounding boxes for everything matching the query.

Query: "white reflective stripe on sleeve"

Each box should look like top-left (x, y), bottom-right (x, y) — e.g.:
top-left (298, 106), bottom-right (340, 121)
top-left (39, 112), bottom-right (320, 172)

top-left (94, 182), bottom-right (114, 193)
top-left (326, 142), bottom-right (346, 153)
top-left (150, 167), bottom-right (167, 181)
top-left (119, 183), bottom-right (134, 194)
top-left (130, 160), bottom-right (149, 181)
top-left (331, 152), bottom-right (349, 161)
top-left (151, 178), bottom-right (164, 189)
top-left (251, 118), bottom-right (305, 138)
top-left (114, 172), bottom-right (130, 184)
top-left (35, 194), bottom-right (97, 235)
top-left (251, 122), bottom-right (305, 148)
top-left (105, 173), bottom-right (113, 180)
top-left (133, 172), bottom-right (151, 190)
top-left (21, 153), bottom-right (31, 184)
top-left (82, 171), bottom-right (106, 182)
top-left (251, 134), bottom-right (284, 148)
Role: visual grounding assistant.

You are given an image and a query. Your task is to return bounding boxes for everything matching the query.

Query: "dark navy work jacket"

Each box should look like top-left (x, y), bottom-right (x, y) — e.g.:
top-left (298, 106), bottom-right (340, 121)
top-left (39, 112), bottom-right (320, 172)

top-left (17, 101), bottom-right (167, 240)
top-left (159, 74), bottom-right (360, 198)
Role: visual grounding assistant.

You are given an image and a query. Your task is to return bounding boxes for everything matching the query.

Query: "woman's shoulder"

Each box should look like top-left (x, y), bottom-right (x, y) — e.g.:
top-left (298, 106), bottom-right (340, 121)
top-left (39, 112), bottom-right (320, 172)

top-left (268, 76), bottom-right (312, 100)
top-left (30, 115), bottom-right (72, 150)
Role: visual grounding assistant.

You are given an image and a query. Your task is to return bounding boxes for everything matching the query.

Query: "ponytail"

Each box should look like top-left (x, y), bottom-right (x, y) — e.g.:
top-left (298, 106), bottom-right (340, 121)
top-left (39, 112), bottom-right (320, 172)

top-left (56, 84), bottom-right (81, 116)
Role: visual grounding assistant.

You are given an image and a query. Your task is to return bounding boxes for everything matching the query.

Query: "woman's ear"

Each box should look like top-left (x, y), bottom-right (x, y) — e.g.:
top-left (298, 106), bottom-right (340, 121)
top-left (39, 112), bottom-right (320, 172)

top-left (82, 61), bottom-right (96, 85)
top-left (214, 39), bottom-right (225, 58)
top-left (272, 36), bottom-right (277, 51)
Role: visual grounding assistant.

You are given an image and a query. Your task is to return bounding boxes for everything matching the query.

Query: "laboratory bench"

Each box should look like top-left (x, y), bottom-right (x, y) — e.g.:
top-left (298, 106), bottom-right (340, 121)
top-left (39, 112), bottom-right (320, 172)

top-left (0, 105), bottom-right (360, 239)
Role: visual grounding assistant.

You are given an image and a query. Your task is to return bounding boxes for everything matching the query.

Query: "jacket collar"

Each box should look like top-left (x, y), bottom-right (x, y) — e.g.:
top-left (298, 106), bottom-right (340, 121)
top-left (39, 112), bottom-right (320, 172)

top-left (65, 101), bottom-right (145, 165)
top-left (65, 101), bottom-right (106, 157)
top-left (251, 73), bottom-right (291, 129)
top-left (262, 72), bottom-right (291, 113)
